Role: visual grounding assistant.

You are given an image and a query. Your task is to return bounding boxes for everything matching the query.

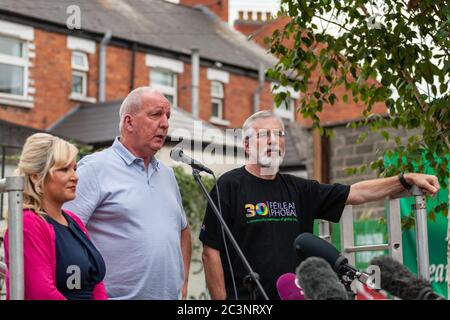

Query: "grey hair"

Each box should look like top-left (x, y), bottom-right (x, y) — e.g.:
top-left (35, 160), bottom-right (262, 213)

top-left (242, 110), bottom-right (285, 141)
top-left (119, 86), bottom-right (160, 132)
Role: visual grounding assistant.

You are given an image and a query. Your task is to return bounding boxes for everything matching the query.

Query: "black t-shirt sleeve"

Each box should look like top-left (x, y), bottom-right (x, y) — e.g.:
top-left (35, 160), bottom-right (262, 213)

top-left (199, 182), bottom-right (232, 251)
top-left (307, 180), bottom-right (351, 223)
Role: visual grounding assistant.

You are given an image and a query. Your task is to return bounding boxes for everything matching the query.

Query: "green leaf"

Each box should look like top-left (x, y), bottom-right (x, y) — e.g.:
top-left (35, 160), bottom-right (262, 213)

top-left (440, 83), bottom-right (448, 95)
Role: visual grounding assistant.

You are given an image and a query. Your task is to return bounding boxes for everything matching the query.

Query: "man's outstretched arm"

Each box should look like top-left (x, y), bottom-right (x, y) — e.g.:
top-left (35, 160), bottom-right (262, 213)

top-left (346, 173), bottom-right (440, 205)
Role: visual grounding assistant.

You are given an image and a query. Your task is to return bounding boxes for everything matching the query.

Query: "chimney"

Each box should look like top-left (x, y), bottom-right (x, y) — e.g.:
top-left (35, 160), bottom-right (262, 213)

top-left (233, 11), bottom-right (267, 37)
top-left (180, 0), bottom-right (229, 23)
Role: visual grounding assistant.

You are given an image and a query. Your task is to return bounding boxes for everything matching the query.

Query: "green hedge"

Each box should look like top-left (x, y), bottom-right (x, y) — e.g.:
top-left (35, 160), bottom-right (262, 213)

top-left (172, 166), bottom-right (215, 231)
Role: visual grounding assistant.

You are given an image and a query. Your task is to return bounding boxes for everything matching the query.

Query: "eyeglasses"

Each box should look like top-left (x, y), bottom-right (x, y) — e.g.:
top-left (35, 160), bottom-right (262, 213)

top-left (255, 130), bottom-right (286, 139)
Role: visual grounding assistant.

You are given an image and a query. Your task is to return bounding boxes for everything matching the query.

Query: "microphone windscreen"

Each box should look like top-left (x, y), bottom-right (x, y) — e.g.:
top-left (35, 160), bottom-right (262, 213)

top-left (370, 255), bottom-right (433, 300)
top-left (170, 147), bottom-right (183, 161)
top-left (294, 233), bottom-right (342, 267)
top-left (296, 257), bottom-right (348, 300)
top-left (276, 273), bottom-right (305, 300)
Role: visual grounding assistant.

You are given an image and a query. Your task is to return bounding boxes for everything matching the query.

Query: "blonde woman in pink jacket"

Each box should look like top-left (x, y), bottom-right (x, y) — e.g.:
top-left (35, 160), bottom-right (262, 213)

top-left (3, 133), bottom-right (107, 300)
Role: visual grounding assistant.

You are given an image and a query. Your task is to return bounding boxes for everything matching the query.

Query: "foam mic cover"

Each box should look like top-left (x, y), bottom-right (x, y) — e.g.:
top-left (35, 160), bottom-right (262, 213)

top-left (370, 255), bottom-right (445, 300)
top-left (294, 232), bottom-right (343, 270)
top-left (276, 273), bottom-right (305, 300)
top-left (296, 257), bottom-right (348, 300)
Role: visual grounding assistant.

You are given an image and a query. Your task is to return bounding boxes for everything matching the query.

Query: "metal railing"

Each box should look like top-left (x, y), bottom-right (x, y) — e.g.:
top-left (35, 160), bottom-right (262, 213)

top-left (1, 145), bottom-right (22, 220)
top-left (0, 176), bottom-right (24, 300)
top-left (340, 185), bottom-right (430, 280)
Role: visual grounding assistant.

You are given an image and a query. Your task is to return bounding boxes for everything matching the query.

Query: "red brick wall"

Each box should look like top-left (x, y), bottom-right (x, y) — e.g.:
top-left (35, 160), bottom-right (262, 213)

top-left (198, 68), bottom-right (213, 121)
top-left (0, 26), bottom-right (275, 131)
top-left (0, 29), bottom-right (79, 130)
top-left (178, 63), bottom-right (192, 113)
top-left (0, 29), bottom-right (155, 130)
top-left (105, 45), bottom-right (132, 101)
top-left (234, 21), bottom-right (265, 37)
top-left (177, 66), bottom-right (274, 129)
top-left (180, 0), bottom-right (229, 23)
top-left (223, 73), bottom-right (274, 128)
top-left (133, 52), bottom-right (149, 89)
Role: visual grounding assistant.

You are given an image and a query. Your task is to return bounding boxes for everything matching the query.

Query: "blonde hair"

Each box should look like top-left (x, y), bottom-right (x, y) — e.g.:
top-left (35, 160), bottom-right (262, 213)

top-left (15, 133), bottom-right (79, 215)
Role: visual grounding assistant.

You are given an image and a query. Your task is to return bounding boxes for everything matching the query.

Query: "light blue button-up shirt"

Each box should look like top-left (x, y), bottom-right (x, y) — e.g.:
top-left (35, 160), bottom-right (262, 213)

top-left (64, 137), bottom-right (187, 299)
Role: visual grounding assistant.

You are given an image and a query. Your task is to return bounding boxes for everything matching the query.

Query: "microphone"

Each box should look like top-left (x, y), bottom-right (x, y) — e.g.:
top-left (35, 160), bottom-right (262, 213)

top-left (170, 148), bottom-right (214, 175)
top-left (276, 273), bottom-right (305, 300)
top-left (294, 233), bottom-right (374, 288)
top-left (296, 257), bottom-right (348, 300)
top-left (370, 255), bottom-right (445, 300)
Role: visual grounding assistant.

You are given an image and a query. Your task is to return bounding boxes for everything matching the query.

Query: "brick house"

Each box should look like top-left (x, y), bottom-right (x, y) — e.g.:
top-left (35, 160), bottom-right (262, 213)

top-left (0, 0), bottom-right (314, 176)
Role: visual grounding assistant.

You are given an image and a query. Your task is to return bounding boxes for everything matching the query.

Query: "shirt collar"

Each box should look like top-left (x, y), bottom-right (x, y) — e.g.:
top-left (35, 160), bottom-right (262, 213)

top-left (112, 137), bottom-right (160, 170)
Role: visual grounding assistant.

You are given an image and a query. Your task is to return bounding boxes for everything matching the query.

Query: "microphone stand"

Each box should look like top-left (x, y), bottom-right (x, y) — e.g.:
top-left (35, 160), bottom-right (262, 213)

top-left (192, 168), bottom-right (269, 300)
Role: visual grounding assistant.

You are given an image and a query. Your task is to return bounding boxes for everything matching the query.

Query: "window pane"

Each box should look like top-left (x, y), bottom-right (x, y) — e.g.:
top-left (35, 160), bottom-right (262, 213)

top-left (280, 98), bottom-right (295, 111)
top-left (211, 81), bottom-right (223, 98)
top-left (0, 36), bottom-right (23, 57)
top-left (164, 94), bottom-right (174, 104)
top-left (280, 100), bottom-right (289, 111)
top-left (212, 101), bottom-right (221, 118)
top-left (0, 63), bottom-right (24, 95)
top-left (151, 70), bottom-right (174, 87)
top-left (72, 74), bottom-right (84, 94)
top-left (72, 52), bottom-right (88, 69)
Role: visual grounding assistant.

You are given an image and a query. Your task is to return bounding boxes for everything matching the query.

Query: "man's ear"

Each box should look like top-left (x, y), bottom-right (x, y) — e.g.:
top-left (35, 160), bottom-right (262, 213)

top-left (124, 114), bottom-right (133, 131)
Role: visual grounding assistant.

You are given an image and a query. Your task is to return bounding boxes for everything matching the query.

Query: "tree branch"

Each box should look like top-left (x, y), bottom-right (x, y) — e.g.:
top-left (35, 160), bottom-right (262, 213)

top-left (313, 15), bottom-right (353, 33)
top-left (398, 68), bottom-right (430, 111)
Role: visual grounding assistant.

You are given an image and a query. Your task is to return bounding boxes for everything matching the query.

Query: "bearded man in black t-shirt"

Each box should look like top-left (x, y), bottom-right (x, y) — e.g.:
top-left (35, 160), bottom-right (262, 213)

top-left (199, 110), bottom-right (440, 300)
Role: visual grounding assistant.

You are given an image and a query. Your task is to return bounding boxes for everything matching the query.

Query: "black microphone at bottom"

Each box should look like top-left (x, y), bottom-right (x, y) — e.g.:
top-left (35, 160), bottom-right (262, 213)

top-left (296, 257), bottom-right (348, 300)
top-left (370, 255), bottom-right (445, 300)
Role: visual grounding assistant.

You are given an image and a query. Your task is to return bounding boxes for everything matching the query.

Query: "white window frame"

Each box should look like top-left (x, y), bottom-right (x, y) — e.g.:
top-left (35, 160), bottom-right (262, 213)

top-left (211, 97), bottom-right (224, 119)
top-left (71, 51), bottom-right (89, 97)
top-left (72, 51), bottom-right (89, 72)
top-left (271, 83), bottom-right (299, 122)
top-left (275, 98), bottom-right (296, 122)
top-left (211, 80), bottom-right (225, 120)
top-left (0, 34), bottom-right (28, 99)
top-left (71, 70), bottom-right (87, 97)
top-left (150, 68), bottom-right (178, 107)
top-left (207, 68), bottom-right (230, 84)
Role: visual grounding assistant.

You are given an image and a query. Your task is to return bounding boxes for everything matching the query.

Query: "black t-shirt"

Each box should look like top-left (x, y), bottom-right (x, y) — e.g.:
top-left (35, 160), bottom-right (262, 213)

top-left (199, 166), bottom-right (350, 300)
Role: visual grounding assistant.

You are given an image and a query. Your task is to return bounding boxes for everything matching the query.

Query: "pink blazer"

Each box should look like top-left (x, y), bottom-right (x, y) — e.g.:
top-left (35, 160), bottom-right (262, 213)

top-left (3, 209), bottom-right (108, 300)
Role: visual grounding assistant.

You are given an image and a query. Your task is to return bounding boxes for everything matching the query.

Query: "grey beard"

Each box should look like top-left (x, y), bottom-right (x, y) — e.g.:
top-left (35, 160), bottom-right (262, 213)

top-left (259, 156), bottom-right (282, 168)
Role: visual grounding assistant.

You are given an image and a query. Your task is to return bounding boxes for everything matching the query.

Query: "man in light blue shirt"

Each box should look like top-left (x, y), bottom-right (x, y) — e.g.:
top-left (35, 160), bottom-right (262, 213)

top-left (64, 87), bottom-right (191, 299)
